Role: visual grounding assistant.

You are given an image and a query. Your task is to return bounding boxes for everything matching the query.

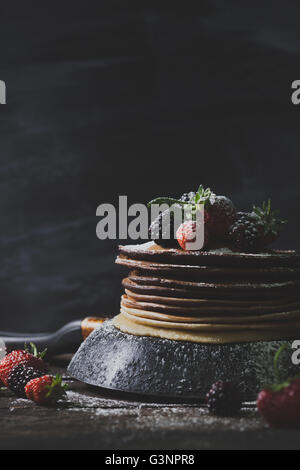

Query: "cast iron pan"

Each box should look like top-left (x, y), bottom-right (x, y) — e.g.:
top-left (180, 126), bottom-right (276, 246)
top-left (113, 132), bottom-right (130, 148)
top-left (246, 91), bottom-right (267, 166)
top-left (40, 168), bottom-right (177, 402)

top-left (67, 320), bottom-right (298, 401)
top-left (1, 318), bottom-right (298, 401)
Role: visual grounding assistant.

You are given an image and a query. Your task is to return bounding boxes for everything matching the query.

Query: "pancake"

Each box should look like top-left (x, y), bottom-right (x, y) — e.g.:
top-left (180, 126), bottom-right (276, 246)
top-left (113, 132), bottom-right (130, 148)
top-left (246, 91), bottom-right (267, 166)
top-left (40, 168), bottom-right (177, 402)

top-left (121, 294), bottom-right (300, 317)
top-left (113, 313), bottom-right (300, 344)
top-left (119, 242), bottom-right (298, 267)
top-left (120, 308), bottom-right (300, 331)
top-left (116, 256), bottom-right (300, 281)
top-left (128, 272), bottom-right (300, 291)
top-left (122, 277), bottom-right (300, 301)
top-left (125, 289), bottom-right (300, 308)
top-left (121, 300), bottom-right (300, 324)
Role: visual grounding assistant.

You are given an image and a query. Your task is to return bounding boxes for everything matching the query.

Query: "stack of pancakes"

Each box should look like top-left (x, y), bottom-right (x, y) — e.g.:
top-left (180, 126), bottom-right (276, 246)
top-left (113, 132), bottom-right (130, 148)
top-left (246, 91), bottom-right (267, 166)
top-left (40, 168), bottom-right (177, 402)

top-left (114, 241), bottom-right (300, 344)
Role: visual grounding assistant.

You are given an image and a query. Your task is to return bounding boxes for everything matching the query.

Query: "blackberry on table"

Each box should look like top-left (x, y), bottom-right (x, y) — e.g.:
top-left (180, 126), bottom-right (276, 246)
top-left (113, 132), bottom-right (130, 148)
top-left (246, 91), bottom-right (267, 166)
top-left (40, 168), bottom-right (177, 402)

top-left (206, 381), bottom-right (242, 416)
top-left (7, 365), bottom-right (44, 397)
top-left (228, 212), bottom-right (263, 252)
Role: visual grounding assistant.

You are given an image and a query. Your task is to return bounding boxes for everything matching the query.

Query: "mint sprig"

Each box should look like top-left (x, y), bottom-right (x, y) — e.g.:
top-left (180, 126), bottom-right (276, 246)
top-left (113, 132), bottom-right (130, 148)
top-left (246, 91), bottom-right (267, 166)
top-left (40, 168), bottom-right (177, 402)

top-left (147, 185), bottom-right (216, 208)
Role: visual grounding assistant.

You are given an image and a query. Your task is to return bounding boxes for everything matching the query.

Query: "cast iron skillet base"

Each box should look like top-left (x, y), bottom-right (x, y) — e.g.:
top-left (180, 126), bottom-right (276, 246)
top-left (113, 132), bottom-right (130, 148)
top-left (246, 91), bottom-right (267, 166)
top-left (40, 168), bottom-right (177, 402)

top-left (68, 320), bottom-right (298, 401)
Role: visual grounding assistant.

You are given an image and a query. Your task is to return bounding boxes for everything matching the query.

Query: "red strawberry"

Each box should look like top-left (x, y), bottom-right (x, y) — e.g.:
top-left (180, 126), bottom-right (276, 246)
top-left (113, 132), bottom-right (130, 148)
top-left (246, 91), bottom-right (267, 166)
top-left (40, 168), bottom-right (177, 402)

top-left (257, 379), bottom-right (300, 428)
top-left (25, 374), bottom-right (68, 406)
top-left (176, 221), bottom-right (209, 251)
top-left (257, 345), bottom-right (300, 428)
top-left (206, 196), bottom-right (237, 240)
top-left (0, 344), bottom-right (47, 387)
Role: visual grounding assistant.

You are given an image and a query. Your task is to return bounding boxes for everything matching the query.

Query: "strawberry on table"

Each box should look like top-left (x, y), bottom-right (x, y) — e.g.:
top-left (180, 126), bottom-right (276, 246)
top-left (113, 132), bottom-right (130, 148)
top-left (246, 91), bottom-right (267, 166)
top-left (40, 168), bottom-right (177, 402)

top-left (257, 345), bottom-right (300, 428)
top-left (257, 379), bottom-right (300, 428)
top-left (0, 343), bottom-right (47, 387)
top-left (25, 374), bottom-right (68, 406)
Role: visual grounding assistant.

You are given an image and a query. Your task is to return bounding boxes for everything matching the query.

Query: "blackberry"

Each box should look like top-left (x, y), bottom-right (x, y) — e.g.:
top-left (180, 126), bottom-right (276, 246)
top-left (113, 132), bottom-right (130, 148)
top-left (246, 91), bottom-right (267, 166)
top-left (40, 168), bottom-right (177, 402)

top-left (180, 192), bottom-right (196, 202)
top-left (206, 381), bottom-right (242, 416)
top-left (149, 209), bottom-right (180, 248)
top-left (7, 365), bottom-right (43, 397)
top-left (228, 212), bottom-right (263, 252)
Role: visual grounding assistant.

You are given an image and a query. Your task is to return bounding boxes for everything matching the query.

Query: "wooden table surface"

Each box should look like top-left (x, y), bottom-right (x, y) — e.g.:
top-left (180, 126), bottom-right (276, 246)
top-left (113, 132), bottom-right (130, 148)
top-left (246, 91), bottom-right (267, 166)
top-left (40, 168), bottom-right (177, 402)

top-left (1, 357), bottom-right (300, 450)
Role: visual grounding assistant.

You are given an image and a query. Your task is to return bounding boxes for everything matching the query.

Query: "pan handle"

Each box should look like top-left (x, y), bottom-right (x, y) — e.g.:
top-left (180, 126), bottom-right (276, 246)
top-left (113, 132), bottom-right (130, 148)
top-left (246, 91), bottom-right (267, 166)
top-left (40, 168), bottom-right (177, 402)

top-left (0, 316), bottom-right (109, 356)
top-left (80, 317), bottom-right (108, 340)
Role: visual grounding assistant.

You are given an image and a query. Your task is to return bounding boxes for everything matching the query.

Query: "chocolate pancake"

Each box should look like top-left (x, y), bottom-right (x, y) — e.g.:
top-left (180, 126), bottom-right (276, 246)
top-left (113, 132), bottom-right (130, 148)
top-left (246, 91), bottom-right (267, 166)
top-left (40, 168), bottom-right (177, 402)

top-left (120, 301), bottom-right (300, 324)
top-left (125, 289), bottom-right (300, 308)
top-left (119, 242), bottom-right (298, 268)
top-left (122, 277), bottom-right (300, 301)
top-left (117, 256), bottom-right (300, 281)
top-left (129, 272), bottom-right (300, 290)
top-left (121, 294), bottom-right (300, 317)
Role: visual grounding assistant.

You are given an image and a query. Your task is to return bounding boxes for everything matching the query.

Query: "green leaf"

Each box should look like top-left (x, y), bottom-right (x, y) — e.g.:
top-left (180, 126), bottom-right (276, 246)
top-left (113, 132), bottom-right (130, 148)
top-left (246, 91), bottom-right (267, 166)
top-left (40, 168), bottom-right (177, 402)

top-left (194, 193), bottom-right (201, 203)
top-left (38, 349), bottom-right (47, 360)
top-left (252, 199), bottom-right (287, 236)
top-left (24, 342), bottom-right (47, 359)
top-left (30, 342), bottom-right (38, 357)
top-left (45, 374), bottom-right (68, 404)
top-left (147, 197), bottom-right (190, 208)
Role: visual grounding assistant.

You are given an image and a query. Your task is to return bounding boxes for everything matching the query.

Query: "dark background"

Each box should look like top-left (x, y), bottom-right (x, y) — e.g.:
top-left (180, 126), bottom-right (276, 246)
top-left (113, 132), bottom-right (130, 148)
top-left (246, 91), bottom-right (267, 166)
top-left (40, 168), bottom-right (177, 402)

top-left (1, 1), bottom-right (300, 332)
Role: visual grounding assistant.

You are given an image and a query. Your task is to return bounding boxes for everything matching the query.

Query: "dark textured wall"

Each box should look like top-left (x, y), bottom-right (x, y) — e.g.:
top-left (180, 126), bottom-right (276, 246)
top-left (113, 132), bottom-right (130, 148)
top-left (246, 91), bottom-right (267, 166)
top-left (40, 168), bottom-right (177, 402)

top-left (1, 1), bottom-right (300, 332)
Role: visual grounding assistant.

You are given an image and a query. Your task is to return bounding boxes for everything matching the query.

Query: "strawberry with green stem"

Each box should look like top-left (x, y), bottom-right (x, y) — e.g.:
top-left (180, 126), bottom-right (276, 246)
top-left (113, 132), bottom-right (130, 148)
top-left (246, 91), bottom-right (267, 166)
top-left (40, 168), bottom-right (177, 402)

top-left (257, 344), bottom-right (300, 428)
top-left (25, 374), bottom-right (68, 406)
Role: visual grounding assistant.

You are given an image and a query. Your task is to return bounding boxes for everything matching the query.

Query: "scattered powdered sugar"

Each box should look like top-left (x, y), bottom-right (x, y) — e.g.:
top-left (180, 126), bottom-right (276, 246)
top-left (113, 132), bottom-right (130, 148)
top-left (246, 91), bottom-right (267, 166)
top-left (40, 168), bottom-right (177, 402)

top-left (120, 242), bottom-right (295, 259)
top-left (66, 390), bottom-right (206, 411)
top-left (93, 408), bottom-right (139, 417)
top-left (9, 398), bottom-right (31, 412)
